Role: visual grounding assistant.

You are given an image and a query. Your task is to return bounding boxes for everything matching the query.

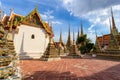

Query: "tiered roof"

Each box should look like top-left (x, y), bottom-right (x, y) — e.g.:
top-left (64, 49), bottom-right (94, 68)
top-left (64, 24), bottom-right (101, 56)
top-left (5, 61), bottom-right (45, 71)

top-left (2, 7), bottom-right (54, 36)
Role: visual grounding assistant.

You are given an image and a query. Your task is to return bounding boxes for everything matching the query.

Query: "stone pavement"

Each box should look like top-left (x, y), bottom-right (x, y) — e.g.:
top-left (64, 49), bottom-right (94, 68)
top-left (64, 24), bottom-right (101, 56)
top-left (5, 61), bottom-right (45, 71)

top-left (20, 58), bottom-right (120, 80)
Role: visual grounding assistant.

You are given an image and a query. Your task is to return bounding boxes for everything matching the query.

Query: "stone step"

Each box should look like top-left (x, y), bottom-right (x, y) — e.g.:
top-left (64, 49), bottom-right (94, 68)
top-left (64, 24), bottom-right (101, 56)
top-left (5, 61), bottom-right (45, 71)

top-left (19, 53), bottom-right (43, 60)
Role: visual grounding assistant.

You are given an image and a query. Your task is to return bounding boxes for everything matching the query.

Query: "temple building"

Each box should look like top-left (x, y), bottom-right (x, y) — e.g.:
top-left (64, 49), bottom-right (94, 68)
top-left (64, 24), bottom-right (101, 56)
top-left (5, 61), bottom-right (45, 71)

top-left (96, 8), bottom-right (120, 51)
top-left (1, 7), bottom-right (54, 59)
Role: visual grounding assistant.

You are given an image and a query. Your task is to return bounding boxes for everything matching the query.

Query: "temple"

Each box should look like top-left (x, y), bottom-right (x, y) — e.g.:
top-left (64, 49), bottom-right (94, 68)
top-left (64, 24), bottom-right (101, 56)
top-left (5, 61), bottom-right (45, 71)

top-left (1, 7), bottom-right (54, 59)
top-left (96, 8), bottom-right (120, 51)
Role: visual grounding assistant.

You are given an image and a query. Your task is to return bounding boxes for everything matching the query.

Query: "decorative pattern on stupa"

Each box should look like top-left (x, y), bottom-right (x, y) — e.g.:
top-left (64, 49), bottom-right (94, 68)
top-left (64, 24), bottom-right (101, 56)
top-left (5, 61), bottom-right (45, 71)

top-left (0, 21), bottom-right (21, 79)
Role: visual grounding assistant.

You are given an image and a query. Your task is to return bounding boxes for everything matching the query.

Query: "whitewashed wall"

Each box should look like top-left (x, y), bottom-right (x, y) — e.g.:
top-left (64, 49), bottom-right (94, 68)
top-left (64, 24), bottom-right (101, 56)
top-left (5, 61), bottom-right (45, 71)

top-left (14, 24), bottom-right (49, 59)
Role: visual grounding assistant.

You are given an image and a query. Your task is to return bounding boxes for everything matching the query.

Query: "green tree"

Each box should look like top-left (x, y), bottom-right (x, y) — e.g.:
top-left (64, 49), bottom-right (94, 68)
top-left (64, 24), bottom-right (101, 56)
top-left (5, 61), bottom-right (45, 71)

top-left (77, 35), bottom-right (94, 54)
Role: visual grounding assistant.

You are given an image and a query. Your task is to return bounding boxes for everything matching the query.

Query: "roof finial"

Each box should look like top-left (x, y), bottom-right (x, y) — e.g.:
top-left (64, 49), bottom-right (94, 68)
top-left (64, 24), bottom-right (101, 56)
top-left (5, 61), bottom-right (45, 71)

top-left (35, 4), bottom-right (38, 10)
top-left (9, 8), bottom-right (14, 21)
top-left (10, 8), bottom-right (14, 14)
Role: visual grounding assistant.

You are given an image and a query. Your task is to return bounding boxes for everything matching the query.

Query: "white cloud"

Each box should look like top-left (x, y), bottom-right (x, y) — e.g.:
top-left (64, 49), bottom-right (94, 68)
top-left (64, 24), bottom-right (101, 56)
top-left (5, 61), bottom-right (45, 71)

top-left (40, 14), bottom-right (47, 20)
top-left (61, 0), bottom-right (120, 17)
top-left (41, 10), bottom-right (54, 20)
top-left (52, 21), bottom-right (62, 25)
top-left (61, 0), bottom-right (120, 42)
top-left (86, 5), bottom-right (120, 42)
top-left (40, 10), bottom-right (62, 25)
top-left (0, 1), bottom-right (1, 7)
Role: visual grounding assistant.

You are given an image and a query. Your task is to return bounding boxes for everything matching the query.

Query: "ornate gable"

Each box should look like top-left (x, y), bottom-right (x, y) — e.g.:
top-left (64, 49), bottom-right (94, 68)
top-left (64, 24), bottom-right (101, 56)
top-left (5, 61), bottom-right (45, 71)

top-left (22, 8), bottom-right (43, 28)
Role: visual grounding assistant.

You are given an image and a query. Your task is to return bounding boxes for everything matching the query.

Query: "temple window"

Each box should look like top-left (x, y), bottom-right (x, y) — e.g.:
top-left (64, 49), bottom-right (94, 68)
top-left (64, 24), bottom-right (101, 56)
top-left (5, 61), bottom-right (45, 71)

top-left (31, 34), bottom-right (35, 39)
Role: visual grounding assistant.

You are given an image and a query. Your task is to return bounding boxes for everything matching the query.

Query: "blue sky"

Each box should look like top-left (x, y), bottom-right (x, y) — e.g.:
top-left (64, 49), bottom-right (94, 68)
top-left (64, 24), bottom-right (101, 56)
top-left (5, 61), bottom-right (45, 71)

top-left (1, 0), bottom-right (120, 43)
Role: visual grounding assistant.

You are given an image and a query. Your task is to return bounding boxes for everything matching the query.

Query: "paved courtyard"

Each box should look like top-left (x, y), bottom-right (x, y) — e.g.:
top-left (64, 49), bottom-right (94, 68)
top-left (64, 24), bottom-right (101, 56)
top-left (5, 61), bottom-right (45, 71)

top-left (20, 58), bottom-right (120, 80)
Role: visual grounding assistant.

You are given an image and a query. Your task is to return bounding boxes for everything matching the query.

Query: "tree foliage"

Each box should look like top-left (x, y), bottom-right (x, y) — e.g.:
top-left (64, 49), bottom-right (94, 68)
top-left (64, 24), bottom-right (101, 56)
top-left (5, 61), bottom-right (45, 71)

top-left (77, 34), bottom-right (94, 54)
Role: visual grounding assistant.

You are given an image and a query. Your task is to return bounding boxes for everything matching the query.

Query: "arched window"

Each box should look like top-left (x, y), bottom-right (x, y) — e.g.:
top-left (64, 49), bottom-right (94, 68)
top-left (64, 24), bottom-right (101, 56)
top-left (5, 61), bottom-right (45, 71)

top-left (31, 34), bottom-right (35, 39)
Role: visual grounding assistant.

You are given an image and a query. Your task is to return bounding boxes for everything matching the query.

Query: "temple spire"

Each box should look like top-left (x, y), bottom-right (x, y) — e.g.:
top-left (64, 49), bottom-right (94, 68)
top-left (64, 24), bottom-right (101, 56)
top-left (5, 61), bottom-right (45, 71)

top-left (68, 24), bottom-right (71, 42)
top-left (111, 7), bottom-right (116, 29)
top-left (77, 27), bottom-right (80, 37)
top-left (66, 24), bottom-right (72, 48)
top-left (102, 33), bottom-right (104, 47)
top-left (59, 28), bottom-right (63, 44)
top-left (73, 28), bottom-right (75, 45)
top-left (110, 7), bottom-right (118, 35)
top-left (109, 18), bottom-right (112, 34)
top-left (76, 27), bottom-right (79, 44)
top-left (94, 30), bottom-right (102, 52)
top-left (80, 20), bottom-right (84, 36)
top-left (95, 30), bottom-right (97, 39)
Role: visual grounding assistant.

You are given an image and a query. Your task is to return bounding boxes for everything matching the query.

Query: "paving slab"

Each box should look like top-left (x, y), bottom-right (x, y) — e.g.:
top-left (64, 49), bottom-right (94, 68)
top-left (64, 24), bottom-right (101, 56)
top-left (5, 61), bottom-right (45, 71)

top-left (20, 58), bottom-right (120, 80)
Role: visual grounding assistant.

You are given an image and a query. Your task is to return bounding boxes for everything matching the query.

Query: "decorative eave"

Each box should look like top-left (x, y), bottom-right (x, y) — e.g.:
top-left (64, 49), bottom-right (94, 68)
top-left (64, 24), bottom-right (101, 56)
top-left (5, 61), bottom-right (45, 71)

top-left (1, 7), bottom-right (54, 36)
top-left (21, 8), bottom-right (54, 36)
top-left (20, 22), bottom-right (43, 28)
top-left (42, 22), bottom-right (54, 37)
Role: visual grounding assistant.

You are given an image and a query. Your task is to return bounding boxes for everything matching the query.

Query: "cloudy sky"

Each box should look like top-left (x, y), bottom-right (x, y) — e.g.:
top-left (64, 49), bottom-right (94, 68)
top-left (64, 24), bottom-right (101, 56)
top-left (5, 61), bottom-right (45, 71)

top-left (1, 0), bottom-right (120, 43)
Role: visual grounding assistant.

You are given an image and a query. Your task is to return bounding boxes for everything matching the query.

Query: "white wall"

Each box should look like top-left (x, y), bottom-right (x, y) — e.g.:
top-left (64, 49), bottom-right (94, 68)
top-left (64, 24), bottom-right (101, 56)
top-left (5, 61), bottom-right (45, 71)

top-left (14, 24), bottom-right (49, 58)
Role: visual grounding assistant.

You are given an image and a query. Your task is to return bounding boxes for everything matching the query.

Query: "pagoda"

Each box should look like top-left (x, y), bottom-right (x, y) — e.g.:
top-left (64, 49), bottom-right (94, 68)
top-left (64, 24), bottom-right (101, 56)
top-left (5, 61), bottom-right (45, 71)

top-left (68, 29), bottom-right (80, 58)
top-left (66, 24), bottom-right (72, 51)
top-left (40, 24), bottom-right (61, 61)
top-left (0, 20), bottom-right (21, 79)
top-left (58, 29), bottom-right (66, 55)
top-left (94, 31), bottom-right (102, 52)
top-left (107, 8), bottom-right (120, 50)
